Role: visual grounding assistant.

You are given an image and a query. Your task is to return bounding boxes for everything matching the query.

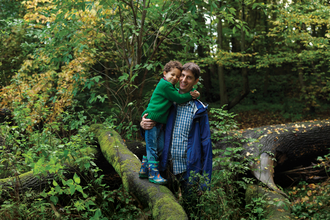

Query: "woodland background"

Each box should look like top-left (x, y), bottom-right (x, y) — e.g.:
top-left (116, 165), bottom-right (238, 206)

top-left (0, 0), bottom-right (330, 219)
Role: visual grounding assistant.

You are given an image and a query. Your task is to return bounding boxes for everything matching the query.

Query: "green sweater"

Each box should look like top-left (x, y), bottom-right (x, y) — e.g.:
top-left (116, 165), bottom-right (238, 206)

top-left (142, 78), bottom-right (193, 124)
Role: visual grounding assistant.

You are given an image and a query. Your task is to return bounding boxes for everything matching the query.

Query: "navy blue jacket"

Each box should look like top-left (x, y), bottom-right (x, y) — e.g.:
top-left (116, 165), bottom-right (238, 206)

top-left (159, 99), bottom-right (212, 186)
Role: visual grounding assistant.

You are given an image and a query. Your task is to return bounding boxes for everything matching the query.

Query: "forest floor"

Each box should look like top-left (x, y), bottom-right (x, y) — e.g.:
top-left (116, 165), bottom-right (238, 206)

top-left (235, 109), bottom-right (330, 130)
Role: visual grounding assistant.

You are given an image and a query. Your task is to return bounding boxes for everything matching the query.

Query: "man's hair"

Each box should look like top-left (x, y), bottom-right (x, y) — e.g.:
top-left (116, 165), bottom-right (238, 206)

top-left (163, 60), bottom-right (183, 73)
top-left (182, 62), bottom-right (200, 80)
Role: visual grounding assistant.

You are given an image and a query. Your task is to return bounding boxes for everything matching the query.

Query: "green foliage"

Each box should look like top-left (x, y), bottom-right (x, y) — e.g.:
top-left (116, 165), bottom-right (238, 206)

top-left (209, 105), bottom-right (239, 139)
top-left (286, 179), bottom-right (330, 220)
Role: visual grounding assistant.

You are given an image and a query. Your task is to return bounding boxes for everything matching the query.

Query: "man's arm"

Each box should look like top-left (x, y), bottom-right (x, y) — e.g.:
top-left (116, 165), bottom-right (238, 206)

top-left (140, 113), bottom-right (156, 130)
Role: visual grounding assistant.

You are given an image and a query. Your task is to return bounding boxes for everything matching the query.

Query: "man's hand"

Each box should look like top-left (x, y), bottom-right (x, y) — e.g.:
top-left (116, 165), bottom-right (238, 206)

top-left (140, 114), bottom-right (156, 130)
top-left (190, 90), bottom-right (200, 99)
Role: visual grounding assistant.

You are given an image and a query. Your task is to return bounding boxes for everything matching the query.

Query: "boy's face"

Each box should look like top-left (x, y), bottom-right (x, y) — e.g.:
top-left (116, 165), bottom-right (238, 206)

top-left (179, 69), bottom-right (199, 93)
top-left (163, 68), bottom-right (181, 85)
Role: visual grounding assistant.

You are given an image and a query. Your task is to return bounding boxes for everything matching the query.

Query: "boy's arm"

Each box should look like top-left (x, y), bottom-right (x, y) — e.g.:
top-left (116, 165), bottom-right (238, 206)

top-left (161, 81), bottom-right (193, 104)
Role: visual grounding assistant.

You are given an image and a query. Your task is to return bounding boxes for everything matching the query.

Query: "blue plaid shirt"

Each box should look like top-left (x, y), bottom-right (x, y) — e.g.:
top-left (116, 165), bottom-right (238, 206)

top-left (171, 100), bottom-right (196, 175)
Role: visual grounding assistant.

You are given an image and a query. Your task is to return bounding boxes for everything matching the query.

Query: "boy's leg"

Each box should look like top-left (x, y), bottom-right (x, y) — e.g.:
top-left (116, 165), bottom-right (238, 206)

top-left (140, 125), bottom-right (159, 179)
top-left (146, 124), bottom-right (167, 184)
top-left (139, 155), bottom-right (148, 178)
top-left (145, 125), bottom-right (159, 162)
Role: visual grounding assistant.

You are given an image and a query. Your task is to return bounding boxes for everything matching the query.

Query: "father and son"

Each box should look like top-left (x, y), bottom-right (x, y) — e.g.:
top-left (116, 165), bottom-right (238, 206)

top-left (139, 61), bottom-right (212, 198)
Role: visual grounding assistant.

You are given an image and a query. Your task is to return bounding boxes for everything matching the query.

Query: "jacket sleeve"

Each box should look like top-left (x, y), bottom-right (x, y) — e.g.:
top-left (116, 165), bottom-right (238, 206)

top-left (200, 112), bottom-right (212, 190)
top-left (160, 82), bottom-right (192, 104)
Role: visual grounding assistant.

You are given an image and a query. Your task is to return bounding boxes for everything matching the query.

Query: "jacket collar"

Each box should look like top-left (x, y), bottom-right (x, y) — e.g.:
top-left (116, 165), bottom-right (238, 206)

top-left (193, 99), bottom-right (208, 118)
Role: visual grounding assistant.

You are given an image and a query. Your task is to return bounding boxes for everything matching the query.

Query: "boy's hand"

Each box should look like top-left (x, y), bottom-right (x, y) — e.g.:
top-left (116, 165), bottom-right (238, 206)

top-left (190, 90), bottom-right (200, 99)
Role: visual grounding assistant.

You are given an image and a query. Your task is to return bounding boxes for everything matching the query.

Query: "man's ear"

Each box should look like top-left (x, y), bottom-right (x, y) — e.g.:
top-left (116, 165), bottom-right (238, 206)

top-left (163, 71), bottom-right (166, 76)
top-left (194, 78), bottom-right (199, 85)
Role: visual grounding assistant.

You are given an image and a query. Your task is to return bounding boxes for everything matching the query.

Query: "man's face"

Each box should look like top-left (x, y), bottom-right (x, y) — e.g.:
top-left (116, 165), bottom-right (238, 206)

top-left (179, 70), bottom-right (199, 93)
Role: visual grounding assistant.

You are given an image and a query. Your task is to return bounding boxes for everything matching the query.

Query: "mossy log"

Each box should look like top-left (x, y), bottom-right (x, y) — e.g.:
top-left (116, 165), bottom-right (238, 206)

top-left (90, 124), bottom-right (187, 220)
top-left (0, 171), bottom-right (54, 193)
top-left (214, 119), bottom-right (330, 197)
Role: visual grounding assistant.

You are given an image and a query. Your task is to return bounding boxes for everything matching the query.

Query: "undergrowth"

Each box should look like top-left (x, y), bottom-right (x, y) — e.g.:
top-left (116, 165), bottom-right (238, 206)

top-left (0, 104), bottom-right (145, 219)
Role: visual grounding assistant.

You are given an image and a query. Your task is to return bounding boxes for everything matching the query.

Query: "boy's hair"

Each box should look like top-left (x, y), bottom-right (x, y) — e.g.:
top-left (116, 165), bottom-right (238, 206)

top-left (163, 60), bottom-right (183, 73)
top-left (182, 62), bottom-right (200, 80)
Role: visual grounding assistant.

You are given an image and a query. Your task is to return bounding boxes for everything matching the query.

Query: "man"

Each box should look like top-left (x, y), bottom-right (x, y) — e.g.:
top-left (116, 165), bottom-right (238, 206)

top-left (140, 62), bottom-right (212, 198)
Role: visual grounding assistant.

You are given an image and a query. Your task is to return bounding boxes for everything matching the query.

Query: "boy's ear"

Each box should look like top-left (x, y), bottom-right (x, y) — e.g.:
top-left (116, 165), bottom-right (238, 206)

top-left (163, 71), bottom-right (166, 76)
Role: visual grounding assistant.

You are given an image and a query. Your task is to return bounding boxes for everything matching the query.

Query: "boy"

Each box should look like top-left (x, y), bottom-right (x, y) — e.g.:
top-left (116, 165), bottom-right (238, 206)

top-left (139, 60), bottom-right (199, 184)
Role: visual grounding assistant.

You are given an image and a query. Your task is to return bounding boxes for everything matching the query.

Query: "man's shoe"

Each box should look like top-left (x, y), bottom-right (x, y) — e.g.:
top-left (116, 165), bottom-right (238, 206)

top-left (139, 156), bottom-right (148, 178)
top-left (148, 161), bottom-right (167, 185)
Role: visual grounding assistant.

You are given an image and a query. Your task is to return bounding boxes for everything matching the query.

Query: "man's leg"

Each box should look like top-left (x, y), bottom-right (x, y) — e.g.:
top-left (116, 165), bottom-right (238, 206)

top-left (178, 172), bottom-right (201, 217)
top-left (156, 124), bottom-right (165, 159)
top-left (162, 161), bottom-right (180, 196)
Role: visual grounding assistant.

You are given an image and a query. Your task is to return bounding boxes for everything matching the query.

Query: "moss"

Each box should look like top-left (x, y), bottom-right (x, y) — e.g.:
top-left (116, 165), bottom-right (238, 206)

top-left (153, 196), bottom-right (187, 220)
top-left (160, 186), bottom-right (170, 194)
top-left (147, 186), bottom-right (159, 199)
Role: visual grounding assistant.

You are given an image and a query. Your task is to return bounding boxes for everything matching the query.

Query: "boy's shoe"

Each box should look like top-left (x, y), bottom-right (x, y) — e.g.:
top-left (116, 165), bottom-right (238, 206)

top-left (139, 156), bottom-right (148, 178)
top-left (148, 161), bottom-right (167, 185)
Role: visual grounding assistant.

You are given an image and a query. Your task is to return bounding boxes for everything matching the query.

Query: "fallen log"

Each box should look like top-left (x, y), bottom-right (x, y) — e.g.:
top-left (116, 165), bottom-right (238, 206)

top-left (90, 124), bottom-right (187, 220)
top-left (214, 119), bottom-right (330, 197)
top-left (0, 147), bottom-right (98, 196)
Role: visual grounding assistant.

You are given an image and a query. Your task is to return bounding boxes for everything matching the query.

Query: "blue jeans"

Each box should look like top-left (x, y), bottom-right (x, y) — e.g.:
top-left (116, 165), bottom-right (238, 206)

top-left (145, 123), bottom-right (164, 161)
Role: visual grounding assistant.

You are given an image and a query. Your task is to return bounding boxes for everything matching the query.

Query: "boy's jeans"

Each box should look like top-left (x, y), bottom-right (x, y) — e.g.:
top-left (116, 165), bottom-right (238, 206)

top-left (145, 123), bottom-right (164, 162)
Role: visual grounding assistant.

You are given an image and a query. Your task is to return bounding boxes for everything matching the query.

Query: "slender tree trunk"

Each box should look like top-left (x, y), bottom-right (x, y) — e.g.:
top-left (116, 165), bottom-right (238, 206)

top-left (196, 13), bottom-right (212, 102)
top-left (263, 68), bottom-right (269, 97)
top-left (217, 1), bottom-right (228, 107)
top-left (227, 1), bottom-right (249, 110)
top-left (104, 62), bottom-right (112, 105)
